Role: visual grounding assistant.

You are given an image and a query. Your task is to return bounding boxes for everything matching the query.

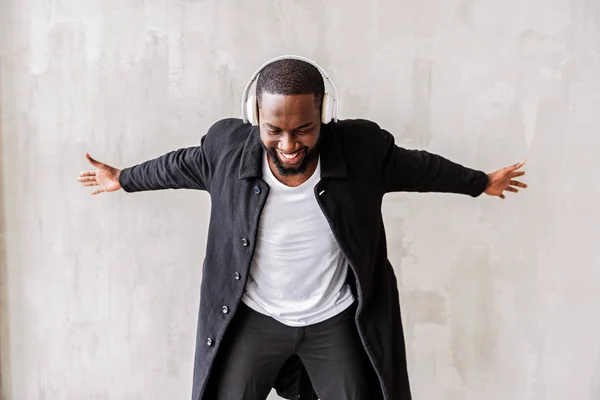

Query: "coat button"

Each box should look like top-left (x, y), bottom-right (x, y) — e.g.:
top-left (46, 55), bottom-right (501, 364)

top-left (222, 306), bottom-right (229, 314)
top-left (206, 337), bottom-right (213, 346)
top-left (253, 186), bottom-right (261, 194)
top-left (234, 272), bottom-right (241, 280)
top-left (241, 238), bottom-right (249, 247)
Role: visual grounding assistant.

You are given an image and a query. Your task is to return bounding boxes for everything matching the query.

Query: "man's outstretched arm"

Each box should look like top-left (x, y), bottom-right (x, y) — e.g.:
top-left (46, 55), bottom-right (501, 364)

top-left (377, 128), bottom-right (527, 198)
top-left (78, 136), bottom-right (212, 194)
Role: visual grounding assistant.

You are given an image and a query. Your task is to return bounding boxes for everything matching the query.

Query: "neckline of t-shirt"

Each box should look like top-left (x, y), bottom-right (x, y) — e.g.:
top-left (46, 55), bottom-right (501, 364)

top-left (262, 151), bottom-right (321, 190)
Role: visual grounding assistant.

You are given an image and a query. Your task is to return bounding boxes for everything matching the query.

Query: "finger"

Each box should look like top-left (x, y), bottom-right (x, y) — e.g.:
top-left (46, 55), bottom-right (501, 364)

top-left (505, 186), bottom-right (519, 193)
top-left (79, 171), bottom-right (96, 177)
top-left (77, 176), bottom-right (97, 182)
top-left (510, 180), bottom-right (527, 188)
top-left (91, 188), bottom-right (104, 195)
top-left (499, 194), bottom-right (505, 200)
top-left (85, 153), bottom-right (104, 169)
top-left (510, 160), bottom-right (526, 171)
top-left (81, 181), bottom-right (99, 187)
top-left (510, 171), bottom-right (526, 178)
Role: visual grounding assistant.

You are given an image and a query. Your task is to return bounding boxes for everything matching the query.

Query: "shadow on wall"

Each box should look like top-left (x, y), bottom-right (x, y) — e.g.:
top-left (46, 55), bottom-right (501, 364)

top-left (593, 348), bottom-right (600, 400)
top-left (0, 55), bottom-right (11, 400)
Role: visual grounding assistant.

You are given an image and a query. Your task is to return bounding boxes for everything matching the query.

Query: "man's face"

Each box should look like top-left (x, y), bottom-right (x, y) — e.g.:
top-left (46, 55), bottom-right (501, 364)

top-left (258, 92), bottom-right (321, 176)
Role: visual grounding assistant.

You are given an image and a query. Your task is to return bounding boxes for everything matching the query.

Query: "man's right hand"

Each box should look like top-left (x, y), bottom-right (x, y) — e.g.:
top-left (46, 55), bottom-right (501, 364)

top-left (78, 153), bottom-right (122, 195)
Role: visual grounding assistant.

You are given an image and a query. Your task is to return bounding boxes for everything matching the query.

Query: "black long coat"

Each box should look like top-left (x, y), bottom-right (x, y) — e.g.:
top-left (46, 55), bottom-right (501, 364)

top-left (118, 118), bottom-right (489, 399)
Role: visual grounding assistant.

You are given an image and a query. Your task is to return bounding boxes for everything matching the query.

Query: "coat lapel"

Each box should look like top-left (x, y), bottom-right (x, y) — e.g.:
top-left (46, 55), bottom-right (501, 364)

top-left (238, 125), bottom-right (263, 179)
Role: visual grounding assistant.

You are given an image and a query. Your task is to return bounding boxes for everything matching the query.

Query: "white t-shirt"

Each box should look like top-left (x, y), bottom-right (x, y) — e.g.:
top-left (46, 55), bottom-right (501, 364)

top-left (241, 152), bottom-right (356, 326)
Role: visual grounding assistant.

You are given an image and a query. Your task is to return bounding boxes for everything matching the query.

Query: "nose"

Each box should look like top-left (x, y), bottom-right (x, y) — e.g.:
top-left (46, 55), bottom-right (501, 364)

top-left (278, 132), bottom-right (299, 153)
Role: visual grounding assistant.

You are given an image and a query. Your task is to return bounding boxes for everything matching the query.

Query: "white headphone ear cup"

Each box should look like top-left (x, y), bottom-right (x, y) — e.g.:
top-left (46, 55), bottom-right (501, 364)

top-left (246, 94), bottom-right (259, 125)
top-left (321, 93), bottom-right (334, 124)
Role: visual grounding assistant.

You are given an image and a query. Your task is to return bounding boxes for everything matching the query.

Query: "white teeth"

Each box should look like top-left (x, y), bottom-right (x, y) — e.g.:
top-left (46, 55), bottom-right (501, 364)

top-left (280, 152), bottom-right (298, 160)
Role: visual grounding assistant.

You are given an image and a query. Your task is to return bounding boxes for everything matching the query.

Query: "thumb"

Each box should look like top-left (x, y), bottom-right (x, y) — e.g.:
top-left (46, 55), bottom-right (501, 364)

top-left (85, 153), bottom-right (105, 169)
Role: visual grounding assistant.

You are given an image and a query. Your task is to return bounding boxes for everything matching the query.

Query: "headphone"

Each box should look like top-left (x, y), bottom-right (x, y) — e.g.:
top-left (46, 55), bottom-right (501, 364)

top-left (241, 55), bottom-right (339, 126)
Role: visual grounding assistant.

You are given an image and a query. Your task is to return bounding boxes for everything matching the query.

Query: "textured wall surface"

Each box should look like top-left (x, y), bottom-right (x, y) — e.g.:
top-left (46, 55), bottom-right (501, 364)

top-left (1, 1), bottom-right (600, 399)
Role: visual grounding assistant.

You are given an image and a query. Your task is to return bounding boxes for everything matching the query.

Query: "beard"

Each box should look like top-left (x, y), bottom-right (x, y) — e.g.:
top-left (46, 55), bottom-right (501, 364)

top-left (261, 142), bottom-right (319, 176)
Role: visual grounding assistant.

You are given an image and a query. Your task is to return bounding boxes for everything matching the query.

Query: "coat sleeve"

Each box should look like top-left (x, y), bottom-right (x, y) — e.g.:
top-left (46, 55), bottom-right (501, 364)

top-left (118, 134), bottom-right (213, 193)
top-left (377, 128), bottom-right (489, 196)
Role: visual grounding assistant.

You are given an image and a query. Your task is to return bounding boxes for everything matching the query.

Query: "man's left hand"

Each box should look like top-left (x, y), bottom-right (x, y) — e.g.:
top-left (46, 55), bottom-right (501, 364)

top-left (484, 161), bottom-right (528, 199)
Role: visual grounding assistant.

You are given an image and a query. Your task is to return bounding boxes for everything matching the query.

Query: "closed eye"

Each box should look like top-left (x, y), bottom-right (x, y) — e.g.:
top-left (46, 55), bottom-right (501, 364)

top-left (295, 126), bottom-right (314, 134)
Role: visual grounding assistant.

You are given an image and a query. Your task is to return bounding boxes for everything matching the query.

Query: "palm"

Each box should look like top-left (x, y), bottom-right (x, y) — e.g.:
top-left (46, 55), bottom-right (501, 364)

top-left (78, 153), bottom-right (122, 195)
top-left (484, 161), bottom-right (527, 199)
top-left (96, 169), bottom-right (121, 191)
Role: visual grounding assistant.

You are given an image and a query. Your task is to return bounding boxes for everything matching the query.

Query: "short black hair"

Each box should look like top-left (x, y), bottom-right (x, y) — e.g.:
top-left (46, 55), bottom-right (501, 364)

top-left (256, 59), bottom-right (325, 110)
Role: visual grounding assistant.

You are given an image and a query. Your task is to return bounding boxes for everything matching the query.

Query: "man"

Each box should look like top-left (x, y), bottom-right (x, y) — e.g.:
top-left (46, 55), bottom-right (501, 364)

top-left (78, 57), bottom-right (527, 400)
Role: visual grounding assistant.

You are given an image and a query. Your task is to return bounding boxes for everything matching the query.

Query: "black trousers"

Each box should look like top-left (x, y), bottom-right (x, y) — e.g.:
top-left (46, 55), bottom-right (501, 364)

top-left (206, 301), bottom-right (380, 400)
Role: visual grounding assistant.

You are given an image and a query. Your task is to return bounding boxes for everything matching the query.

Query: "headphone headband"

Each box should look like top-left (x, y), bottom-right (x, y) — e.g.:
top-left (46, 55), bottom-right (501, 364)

top-left (241, 55), bottom-right (339, 124)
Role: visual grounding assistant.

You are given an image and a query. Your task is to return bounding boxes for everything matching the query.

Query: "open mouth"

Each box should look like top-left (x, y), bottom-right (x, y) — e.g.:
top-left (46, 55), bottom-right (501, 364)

top-left (276, 150), bottom-right (304, 165)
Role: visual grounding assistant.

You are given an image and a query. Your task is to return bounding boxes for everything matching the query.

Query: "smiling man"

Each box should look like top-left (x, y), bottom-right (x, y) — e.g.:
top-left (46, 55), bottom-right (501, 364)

top-left (257, 64), bottom-right (323, 185)
top-left (78, 57), bottom-right (527, 400)
top-left (259, 92), bottom-right (320, 182)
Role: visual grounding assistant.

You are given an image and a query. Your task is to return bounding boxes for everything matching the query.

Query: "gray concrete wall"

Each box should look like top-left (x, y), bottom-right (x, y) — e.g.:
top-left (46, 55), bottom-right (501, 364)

top-left (1, 1), bottom-right (600, 399)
